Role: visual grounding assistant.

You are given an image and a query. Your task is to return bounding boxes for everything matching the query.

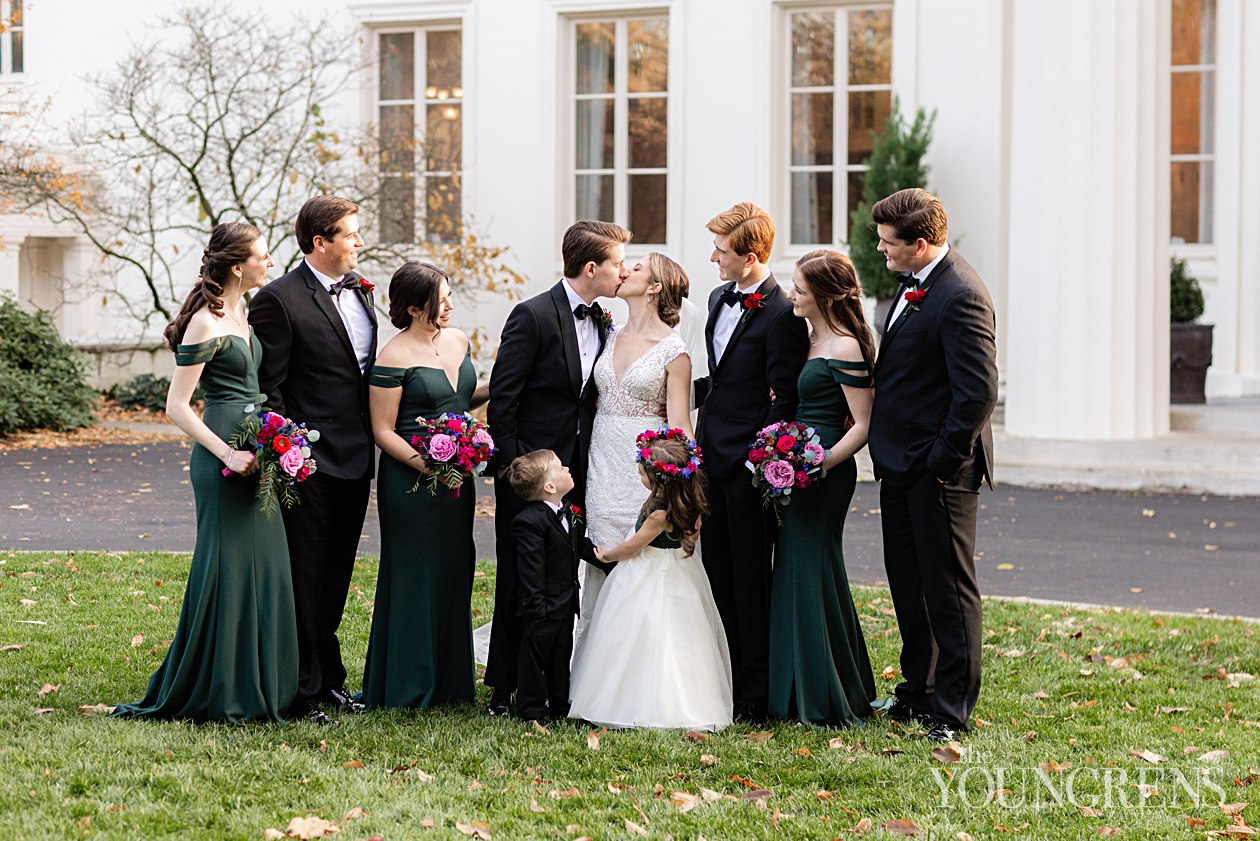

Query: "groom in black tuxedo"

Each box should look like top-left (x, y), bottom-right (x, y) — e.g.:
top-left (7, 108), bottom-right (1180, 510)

top-left (695, 202), bottom-right (808, 722)
top-left (250, 196), bottom-right (378, 724)
top-left (867, 188), bottom-right (998, 742)
top-left (484, 220), bottom-right (630, 715)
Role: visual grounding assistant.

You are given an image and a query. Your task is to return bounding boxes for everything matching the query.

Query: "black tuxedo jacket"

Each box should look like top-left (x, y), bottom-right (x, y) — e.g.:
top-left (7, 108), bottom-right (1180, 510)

top-left (694, 274), bottom-right (809, 479)
top-left (248, 261), bottom-right (378, 481)
top-left (512, 501), bottom-right (599, 621)
top-left (869, 249), bottom-right (998, 489)
top-left (487, 282), bottom-right (608, 473)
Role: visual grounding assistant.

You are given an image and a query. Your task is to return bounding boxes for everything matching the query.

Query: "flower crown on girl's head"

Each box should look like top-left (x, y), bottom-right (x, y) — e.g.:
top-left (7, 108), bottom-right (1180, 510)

top-left (635, 427), bottom-right (702, 482)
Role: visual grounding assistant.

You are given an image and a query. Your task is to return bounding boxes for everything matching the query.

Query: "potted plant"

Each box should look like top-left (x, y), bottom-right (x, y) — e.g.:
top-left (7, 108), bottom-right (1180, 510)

top-left (849, 101), bottom-right (936, 335)
top-left (1170, 256), bottom-right (1212, 404)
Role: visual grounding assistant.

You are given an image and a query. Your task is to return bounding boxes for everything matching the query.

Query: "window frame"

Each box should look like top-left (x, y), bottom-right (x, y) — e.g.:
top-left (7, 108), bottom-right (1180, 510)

top-left (371, 21), bottom-right (465, 245)
top-left (776, 1), bottom-right (894, 255)
top-left (1168, 0), bottom-right (1217, 251)
top-left (563, 9), bottom-right (671, 247)
top-left (1, 0), bottom-right (25, 76)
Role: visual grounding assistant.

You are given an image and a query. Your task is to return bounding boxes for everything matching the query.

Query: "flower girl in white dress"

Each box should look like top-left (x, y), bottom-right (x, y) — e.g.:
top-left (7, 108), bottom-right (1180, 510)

top-left (568, 429), bottom-right (732, 731)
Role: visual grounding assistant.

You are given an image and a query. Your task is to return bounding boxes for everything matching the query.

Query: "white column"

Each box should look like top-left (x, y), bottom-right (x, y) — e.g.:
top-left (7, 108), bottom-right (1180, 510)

top-left (1003, 0), bottom-right (1170, 439)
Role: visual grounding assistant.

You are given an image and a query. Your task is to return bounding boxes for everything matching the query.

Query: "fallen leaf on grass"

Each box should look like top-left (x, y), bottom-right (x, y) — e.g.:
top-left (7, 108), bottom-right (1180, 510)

top-left (468, 780), bottom-right (484, 791)
top-left (883, 818), bottom-right (920, 835)
top-left (1097, 829), bottom-right (1120, 838)
top-left (263, 830), bottom-right (285, 840)
top-left (1080, 806), bottom-right (1103, 818)
top-left (607, 781), bottom-right (632, 794)
top-left (33, 707), bottom-right (54, 715)
top-left (828, 737), bottom-right (848, 750)
top-left (1129, 749), bottom-right (1168, 764)
top-left (268, 816), bottom-right (339, 839)
top-left (730, 774), bottom-right (757, 789)
top-left (528, 798), bottom-right (546, 813)
top-left (685, 730), bottom-right (708, 743)
top-left (1136, 783), bottom-right (1160, 799)
top-left (993, 824), bottom-right (1030, 833)
top-left (932, 741), bottom-right (966, 764)
top-left (37, 683), bottom-right (60, 697)
top-left (624, 819), bottom-right (648, 836)
top-left (532, 720), bottom-right (551, 736)
top-left (1201, 750), bottom-right (1232, 763)
top-left (670, 791), bottom-right (700, 813)
top-left (586, 728), bottom-right (604, 751)
top-left (1221, 803), bottom-right (1249, 816)
top-left (455, 821), bottom-right (492, 839)
top-left (1, 644), bottom-right (24, 652)
top-left (19, 599), bottom-right (36, 607)
top-left (853, 817), bottom-right (873, 833)
top-left (743, 730), bottom-right (774, 743)
top-left (957, 834), bottom-right (974, 841)
top-left (791, 747), bottom-right (811, 757)
top-left (340, 761), bottom-right (364, 769)
top-left (77, 703), bottom-right (115, 715)
top-left (1040, 759), bottom-right (1072, 774)
top-left (743, 789), bottom-right (773, 801)
top-left (130, 634), bottom-right (144, 648)
top-left (548, 787), bottom-right (580, 799)
top-left (699, 753), bottom-right (719, 767)
top-left (816, 789), bottom-right (834, 801)
top-left (1159, 706), bottom-right (1192, 715)
top-left (342, 808), bottom-right (365, 821)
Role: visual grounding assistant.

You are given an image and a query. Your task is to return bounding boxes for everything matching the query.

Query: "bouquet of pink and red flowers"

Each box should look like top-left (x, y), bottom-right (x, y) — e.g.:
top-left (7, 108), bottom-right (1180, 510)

top-left (225, 407), bottom-right (319, 520)
top-left (407, 412), bottom-right (496, 497)
top-left (745, 420), bottom-right (827, 524)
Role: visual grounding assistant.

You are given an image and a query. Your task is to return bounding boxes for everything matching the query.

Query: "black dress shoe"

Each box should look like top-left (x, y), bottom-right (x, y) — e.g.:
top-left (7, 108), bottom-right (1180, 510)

top-left (884, 699), bottom-right (932, 725)
top-left (296, 698), bottom-right (334, 725)
top-left (487, 689), bottom-right (511, 717)
top-left (734, 702), bottom-right (767, 724)
top-left (326, 686), bottom-right (366, 714)
top-left (924, 719), bottom-right (962, 742)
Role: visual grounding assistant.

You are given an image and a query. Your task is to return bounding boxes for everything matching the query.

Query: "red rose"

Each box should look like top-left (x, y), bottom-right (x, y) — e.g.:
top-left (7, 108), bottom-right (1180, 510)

top-left (776, 435), bottom-right (797, 455)
top-left (446, 419), bottom-right (463, 432)
top-left (257, 426), bottom-right (275, 444)
top-left (905, 289), bottom-right (926, 304)
top-left (744, 293), bottom-right (765, 310)
top-left (748, 448), bottom-right (768, 464)
top-left (264, 413), bottom-right (284, 430)
top-left (569, 504), bottom-right (582, 516)
top-left (360, 277), bottom-right (375, 292)
top-left (272, 435), bottom-right (292, 454)
top-left (296, 465), bottom-right (310, 481)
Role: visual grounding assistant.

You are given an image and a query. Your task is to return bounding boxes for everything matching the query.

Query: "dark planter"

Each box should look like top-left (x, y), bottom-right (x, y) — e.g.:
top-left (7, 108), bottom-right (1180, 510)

top-left (1170, 322), bottom-right (1213, 404)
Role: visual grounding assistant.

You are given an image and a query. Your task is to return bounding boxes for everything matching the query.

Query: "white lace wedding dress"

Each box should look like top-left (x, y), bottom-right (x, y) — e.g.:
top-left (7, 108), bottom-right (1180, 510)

top-left (569, 330), bottom-right (733, 730)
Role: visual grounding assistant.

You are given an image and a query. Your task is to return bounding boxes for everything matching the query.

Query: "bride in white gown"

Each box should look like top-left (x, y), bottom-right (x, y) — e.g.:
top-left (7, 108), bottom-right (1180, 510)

top-left (570, 254), bottom-right (732, 731)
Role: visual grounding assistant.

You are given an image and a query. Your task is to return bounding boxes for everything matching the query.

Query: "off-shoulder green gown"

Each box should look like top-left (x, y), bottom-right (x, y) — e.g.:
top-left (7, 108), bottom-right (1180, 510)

top-left (113, 333), bottom-right (299, 722)
top-left (768, 357), bottom-right (877, 727)
top-left (359, 354), bottom-right (477, 708)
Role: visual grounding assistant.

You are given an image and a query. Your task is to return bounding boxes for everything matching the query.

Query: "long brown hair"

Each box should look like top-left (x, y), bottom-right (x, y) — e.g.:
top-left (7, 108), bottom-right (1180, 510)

top-left (646, 252), bottom-right (688, 328)
top-left (638, 437), bottom-right (708, 557)
top-left (795, 249), bottom-right (877, 375)
top-left (164, 222), bottom-right (262, 351)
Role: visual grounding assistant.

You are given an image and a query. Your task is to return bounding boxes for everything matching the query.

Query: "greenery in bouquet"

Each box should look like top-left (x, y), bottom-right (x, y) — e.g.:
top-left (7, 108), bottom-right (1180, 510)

top-left (227, 406), bottom-right (319, 520)
top-left (407, 412), bottom-right (496, 498)
top-left (745, 420), bottom-right (827, 524)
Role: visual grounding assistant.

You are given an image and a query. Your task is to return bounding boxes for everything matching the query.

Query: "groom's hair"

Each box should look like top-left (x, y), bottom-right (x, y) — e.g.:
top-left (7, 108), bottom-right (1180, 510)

top-left (562, 220), bottom-right (632, 279)
top-left (706, 202), bottom-right (775, 263)
top-left (871, 188), bottom-right (948, 246)
top-left (507, 450), bottom-right (558, 501)
top-left (296, 195), bottom-right (360, 254)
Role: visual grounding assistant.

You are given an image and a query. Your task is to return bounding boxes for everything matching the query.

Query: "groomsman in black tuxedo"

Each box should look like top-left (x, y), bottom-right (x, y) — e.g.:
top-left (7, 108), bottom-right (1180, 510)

top-left (484, 220), bottom-right (629, 716)
top-left (695, 202), bottom-right (808, 723)
top-left (250, 196), bottom-right (377, 724)
top-left (867, 188), bottom-right (998, 742)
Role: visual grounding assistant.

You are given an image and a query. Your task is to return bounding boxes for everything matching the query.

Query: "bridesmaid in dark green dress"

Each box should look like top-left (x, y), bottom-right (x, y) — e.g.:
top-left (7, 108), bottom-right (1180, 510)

top-left (768, 249), bottom-right (879, 727)
top-left (114, 222), bottom-right (298, 723)
top-left (360, 263), bottom-right (490, 709)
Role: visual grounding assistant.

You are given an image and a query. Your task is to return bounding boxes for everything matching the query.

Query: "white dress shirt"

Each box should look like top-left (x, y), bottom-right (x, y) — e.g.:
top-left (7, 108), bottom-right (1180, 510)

top-left (544, 499), bottom-right (570, 533)
top-left (307, 260), bottom-right (373, 374)
top-left (889, 243), bottom-right (950, 327)
top-left (561, 278), bottom-right (600, 386)
top-left (712, 273), bottom-right (769, 366)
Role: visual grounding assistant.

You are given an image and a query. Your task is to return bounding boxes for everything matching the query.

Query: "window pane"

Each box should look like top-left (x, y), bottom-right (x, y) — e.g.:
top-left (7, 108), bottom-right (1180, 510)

top-left (576, 23), bottom-right (615, 94)
top-left (629, 98), bottom-right (667, 168)
top-left (848, 90), bottom-right (891, 164)
top-left (791, 93), bottom-right (833, 166)
top-left (576, 174), bottom-right (614, 221)
top-left (576, 99), bottom-right (614, 170)
top-left (628, 18), bottom-right (668, 93)
top-left (425, 104), bottom-right (461, 172)
top-left (847, 171), bottom-right (866, 240)
top-left (379, 105), bottom-right (415, 172)
top-left (10, 31), bottom-right (21, 74)
top-left (379, 33), bottom-right (414, 101)
top-left (426, 175), bottom-right (462, 243)
top-left (791, 171), bottom-right (833, 244)
top-left (848, 9), bottom-right (892, 85)
top-left (1171, 70), bottom-right (1214, 155)
top-left (1171, 0), bottom-right (1216, 66)
top-left (629, 173), bottom-right (666, 244)
top-left (381, 175), bottom-right (415, 244)
top-left (1171, 161), bottom-right (1213, 244)
top-left (792, 12), bottom-right (834, 87)
top-left (427, 30), bottom-right (462, 93)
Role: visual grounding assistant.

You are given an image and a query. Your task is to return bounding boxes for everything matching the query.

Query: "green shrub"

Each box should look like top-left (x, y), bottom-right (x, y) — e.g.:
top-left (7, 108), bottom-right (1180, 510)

top-left (849, 101), bottom-right (936, 300)
top-left (0, 295), bottom-right (97, 435)
top-left (111, 373), bottom-right (175, 413)
top-left (1170, 256), bottom-right (1204, 324)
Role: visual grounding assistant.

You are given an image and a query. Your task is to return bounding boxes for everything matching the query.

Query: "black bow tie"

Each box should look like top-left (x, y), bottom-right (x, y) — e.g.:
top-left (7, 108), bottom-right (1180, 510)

top-left (719, 288), bottom-right (748, 307)
top-left (329, 276), bottom-right (359, 297)
top-left (573, 302), bottom-right (603, 321)
top-left (900, 273), bottom-right (918, 288)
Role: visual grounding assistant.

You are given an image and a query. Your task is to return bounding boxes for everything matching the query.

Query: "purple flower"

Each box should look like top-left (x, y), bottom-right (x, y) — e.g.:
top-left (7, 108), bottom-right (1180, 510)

top-left (763, 459), bottom-right (796, 489)
top-left (804, 443), bottom-right (826, 466)
top-left (428, 433), bottom-right (457, 462)
top-left (472, 429), bottom-right (494, 449)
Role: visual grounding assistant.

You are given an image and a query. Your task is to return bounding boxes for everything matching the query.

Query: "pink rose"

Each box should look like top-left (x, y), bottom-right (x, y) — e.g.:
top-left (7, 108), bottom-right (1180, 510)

top-left (428, 433), bottom-right (457, 462)
top-left (762, 459), bottom-right (796, 489)
top-left (472, 429), bottom-right (494, 448)
top-left (446, 418), bottom-right (463, 432)
top-left (279, 446), bottom-right (304, 477)
top-left (804, 443), bottom-right (825, 465)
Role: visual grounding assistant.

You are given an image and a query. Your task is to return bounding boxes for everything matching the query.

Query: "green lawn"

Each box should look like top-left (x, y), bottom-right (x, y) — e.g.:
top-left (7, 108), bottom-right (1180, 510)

top-left (1, 550), bottom-right (1257, 840)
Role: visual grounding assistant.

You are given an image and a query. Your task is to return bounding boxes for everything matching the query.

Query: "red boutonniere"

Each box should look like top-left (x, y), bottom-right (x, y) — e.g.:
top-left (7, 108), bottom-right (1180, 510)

top-left (740, 292), bottom-right (765, 324)
top-left (566, 502), bottom-right (585, 529)
top-left (596, 309), bottom-right (614, 333)
top-left (359, 277), bottom-right (375, 292)
top-left (904, 287), bottom-right (927, 312)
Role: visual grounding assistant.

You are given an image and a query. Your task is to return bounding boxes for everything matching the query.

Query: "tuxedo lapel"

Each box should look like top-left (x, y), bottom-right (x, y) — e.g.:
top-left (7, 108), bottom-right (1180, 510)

top-left (550, 282), bottom-right (584, 397)
top-left (704, 282), bottom-right (730, 375)
top-left (300, 263), bottom-right (358, 362)
top-left (714, 274), bottom-right (778, 375)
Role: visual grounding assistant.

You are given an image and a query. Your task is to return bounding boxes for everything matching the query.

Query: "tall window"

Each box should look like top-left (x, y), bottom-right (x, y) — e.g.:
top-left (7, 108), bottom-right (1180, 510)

top-left (786, 5), bottom-right (892, 246)
top-left (1, 0), bottom-right (24, 75)
top-left (377, 26), bottom-right (462, 244)
top-left (1170, 0), bottom-right (1215, 245)
top-left (572, 15), bottom-right (669, 245)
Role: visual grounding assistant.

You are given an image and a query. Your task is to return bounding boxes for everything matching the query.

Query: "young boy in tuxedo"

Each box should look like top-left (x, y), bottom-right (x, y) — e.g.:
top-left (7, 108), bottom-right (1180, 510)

top-left (505, 450), bottom-right (605, 722)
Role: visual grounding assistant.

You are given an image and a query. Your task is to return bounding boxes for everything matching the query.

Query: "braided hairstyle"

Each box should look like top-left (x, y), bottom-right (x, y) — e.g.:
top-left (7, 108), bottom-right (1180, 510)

top-left (646, 252), bottom-right (689, 328)
top-left (794, 249), bottom-right (877, 375)
top-left (164, 222), bottom-right (262, 351)
top-left (637, 437), bottom-right (708, 557)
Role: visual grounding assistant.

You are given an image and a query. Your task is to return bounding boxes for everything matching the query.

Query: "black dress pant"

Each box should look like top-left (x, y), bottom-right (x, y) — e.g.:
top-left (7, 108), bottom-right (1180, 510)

top-left (701, 471), bottom-right (776, 714)
top-left (879, 472), bottom-right (982, 729)
top-left (485, 474), bottom-right (528, 698)
top-left (281, 470), bottom-right (370, 702)
top-left (516, 613), bottom-right (574, 721)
